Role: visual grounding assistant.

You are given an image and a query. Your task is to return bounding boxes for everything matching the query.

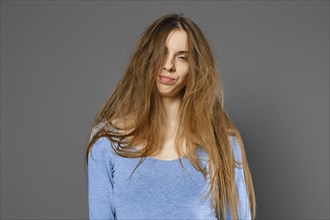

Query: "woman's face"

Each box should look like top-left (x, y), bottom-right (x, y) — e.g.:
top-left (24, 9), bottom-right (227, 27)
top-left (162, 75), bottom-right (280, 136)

top-left (156, 29), bottom-right (189, 99)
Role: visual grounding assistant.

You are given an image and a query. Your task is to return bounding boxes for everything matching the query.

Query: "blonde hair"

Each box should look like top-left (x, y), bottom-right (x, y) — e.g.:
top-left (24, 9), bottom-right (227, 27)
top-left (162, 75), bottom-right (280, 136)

top-left (85, 12), bottom-right (256, 219)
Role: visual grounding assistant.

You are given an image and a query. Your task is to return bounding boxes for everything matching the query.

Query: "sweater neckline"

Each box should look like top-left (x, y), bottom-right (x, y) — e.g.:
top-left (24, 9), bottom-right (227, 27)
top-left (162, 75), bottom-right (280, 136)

top-left (109, 125), bottom-right (186, 163)
top-left (146, 155), bottom-right (185, 163)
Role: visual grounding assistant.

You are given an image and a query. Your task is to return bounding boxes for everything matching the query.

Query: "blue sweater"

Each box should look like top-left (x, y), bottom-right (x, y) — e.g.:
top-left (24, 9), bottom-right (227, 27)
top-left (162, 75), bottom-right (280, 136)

top-left (87, 126), bottom-right (251, 219)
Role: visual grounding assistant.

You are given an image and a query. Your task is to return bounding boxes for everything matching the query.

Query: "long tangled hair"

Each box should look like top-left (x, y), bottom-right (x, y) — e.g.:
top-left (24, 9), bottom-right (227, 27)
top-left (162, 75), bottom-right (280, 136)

top-left (85, 12), bottom-right (256, 220)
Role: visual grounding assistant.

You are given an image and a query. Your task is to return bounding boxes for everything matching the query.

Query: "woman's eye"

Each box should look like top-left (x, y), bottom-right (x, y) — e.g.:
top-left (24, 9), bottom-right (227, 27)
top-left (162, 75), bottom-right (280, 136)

top-left (178, 56), bottom-right (187, 60)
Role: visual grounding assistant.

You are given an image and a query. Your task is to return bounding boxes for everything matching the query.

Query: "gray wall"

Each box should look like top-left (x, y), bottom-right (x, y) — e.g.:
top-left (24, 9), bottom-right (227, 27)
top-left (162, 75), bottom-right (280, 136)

top-left (1, 1), bottom-right (329, 219)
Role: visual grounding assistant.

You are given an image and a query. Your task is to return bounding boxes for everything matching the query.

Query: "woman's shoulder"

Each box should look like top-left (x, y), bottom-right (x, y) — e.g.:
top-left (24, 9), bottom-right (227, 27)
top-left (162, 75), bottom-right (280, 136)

top-left (89, 121), bottom-right (118, 159)
top-left (195, 135), bottom-right (241, 158)
top-left (110, 115), bottom-right (136, 130)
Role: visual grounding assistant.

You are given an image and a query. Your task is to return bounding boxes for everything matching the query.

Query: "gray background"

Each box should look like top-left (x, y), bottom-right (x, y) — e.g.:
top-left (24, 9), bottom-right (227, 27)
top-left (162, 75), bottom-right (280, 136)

top-left (1, 0), bottom-right (329, 219)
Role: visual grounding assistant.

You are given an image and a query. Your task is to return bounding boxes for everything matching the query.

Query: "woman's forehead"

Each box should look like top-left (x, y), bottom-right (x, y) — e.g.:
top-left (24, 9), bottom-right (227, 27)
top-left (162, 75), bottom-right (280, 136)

top-left (165, 29), bottom-right (188, 52)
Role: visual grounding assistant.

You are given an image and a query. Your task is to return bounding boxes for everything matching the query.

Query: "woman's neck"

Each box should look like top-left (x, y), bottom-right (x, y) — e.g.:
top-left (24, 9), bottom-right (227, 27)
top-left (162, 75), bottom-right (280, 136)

top-left (161, 96), bottom-right (181, 129)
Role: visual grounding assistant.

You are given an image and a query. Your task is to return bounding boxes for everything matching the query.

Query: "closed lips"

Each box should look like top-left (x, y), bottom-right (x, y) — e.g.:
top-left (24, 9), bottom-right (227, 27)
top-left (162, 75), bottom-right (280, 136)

top-left (159, 75), bottom-right (175, 80)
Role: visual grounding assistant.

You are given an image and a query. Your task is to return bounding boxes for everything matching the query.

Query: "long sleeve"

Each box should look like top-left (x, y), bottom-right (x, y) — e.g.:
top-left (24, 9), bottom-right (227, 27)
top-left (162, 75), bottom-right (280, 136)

top-left (234, 162), bottom-right (251, 219)
top-left (226, 136), bottom-right (252, 220)
top-left (88, 137), bottom-right (116, 220)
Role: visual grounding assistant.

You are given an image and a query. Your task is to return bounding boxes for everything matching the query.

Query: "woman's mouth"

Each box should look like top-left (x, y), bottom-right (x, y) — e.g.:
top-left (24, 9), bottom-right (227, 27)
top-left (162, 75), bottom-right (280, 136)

top-left (158, 75), bottom-right (175, 84)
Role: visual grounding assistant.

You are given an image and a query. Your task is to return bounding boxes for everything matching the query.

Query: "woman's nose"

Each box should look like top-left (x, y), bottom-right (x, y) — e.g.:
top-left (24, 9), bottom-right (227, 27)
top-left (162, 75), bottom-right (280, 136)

top-left (163, 55), bottom-right (175, 72)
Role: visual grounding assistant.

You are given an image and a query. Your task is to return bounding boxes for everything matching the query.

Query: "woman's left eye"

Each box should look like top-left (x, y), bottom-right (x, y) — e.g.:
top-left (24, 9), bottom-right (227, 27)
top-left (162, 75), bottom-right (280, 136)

top-left (178, 56), bottom-right (187, 60)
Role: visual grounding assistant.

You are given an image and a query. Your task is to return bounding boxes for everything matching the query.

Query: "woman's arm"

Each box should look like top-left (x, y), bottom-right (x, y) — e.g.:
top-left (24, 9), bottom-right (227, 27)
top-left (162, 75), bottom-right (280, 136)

top-left (87, 137), bottom-right (116, 219)
top-left (234, 161), bottom-right (252, 219)
top-left (227, 136), bottom-right (252, 220)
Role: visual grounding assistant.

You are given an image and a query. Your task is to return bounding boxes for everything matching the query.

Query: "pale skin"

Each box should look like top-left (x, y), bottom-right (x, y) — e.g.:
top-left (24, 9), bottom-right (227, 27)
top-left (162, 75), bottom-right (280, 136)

top-left (112, 29), bottom-right (189, 160)
top-left (153, 29), bottom-right (189, 160)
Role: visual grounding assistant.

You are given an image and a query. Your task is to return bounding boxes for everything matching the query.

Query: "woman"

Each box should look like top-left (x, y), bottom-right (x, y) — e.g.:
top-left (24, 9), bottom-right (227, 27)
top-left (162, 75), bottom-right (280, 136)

top-left (85, 12), bottom-right (256, 220)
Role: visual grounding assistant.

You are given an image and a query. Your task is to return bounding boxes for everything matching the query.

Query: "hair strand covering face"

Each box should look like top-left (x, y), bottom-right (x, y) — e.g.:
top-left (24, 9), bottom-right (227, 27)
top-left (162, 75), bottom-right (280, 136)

top-left (85, 12), bottom-right (256, 220)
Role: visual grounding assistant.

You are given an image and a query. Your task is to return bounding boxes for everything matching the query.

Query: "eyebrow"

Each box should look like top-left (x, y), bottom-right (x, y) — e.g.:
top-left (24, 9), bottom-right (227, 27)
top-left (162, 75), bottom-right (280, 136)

top-left (177, 50), bottom-right (189, 54)
top-left (165, 47), bottom-right (189, 55)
